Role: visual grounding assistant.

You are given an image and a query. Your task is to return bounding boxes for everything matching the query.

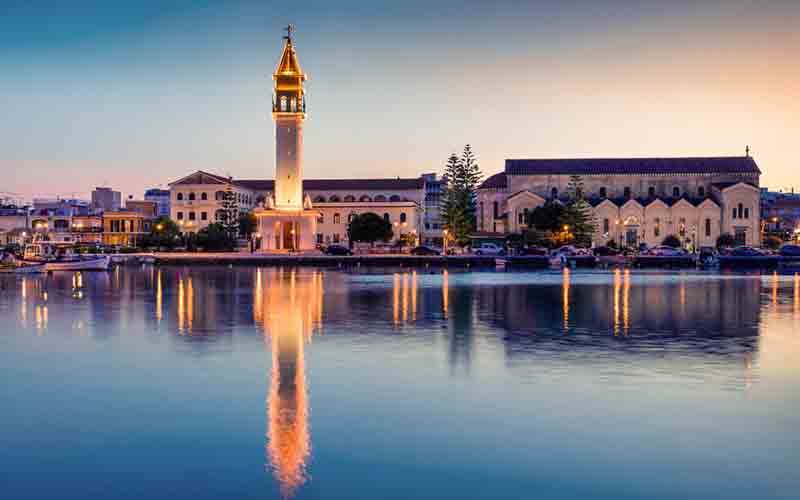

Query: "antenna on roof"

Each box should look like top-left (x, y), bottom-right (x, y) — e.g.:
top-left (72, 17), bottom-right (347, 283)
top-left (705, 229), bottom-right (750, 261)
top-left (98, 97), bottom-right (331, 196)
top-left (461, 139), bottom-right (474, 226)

top-left (745, 145), bottom-right (750, 157)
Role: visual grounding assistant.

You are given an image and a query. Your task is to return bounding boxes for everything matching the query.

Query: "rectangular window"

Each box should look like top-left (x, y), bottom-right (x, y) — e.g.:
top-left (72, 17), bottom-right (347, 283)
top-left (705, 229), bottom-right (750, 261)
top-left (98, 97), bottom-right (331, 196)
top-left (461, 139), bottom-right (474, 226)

top-left (333, 233), bottom-right (340, 243)
top-left (705, 218), bottom-right (711, 237)
top-left (732, 208), bottom-right (737, 219)
top-left (603, 218), bottom-right (609, 233)
top-left (189, 212), bottom-right (196, 221)
top-left (316, 234), bottom-right (323, 244)
top-left (201, 212), bottom-right (208, 221)
top-left (177, 211), bottom-right (184, 220)
top-left (744, 208), bottom-right (749, 219)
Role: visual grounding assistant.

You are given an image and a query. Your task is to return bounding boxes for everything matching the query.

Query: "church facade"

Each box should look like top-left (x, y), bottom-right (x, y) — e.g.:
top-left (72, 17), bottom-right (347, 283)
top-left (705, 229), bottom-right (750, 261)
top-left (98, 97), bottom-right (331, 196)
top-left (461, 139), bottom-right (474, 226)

top-left (478, 156), bottom-right (762, 248)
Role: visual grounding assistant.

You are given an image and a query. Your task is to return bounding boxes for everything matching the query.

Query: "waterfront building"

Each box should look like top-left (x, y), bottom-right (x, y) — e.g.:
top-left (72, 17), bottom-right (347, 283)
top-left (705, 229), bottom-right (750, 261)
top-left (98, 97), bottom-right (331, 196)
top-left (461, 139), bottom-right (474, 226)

top-left (0, 205), bottom-right (30, 246)
top-left (477, 155), bottom-right (762, 248)
top-left (761, 188), bottom-right (800, 237)
top-left (91, 187), bottom-right (122, 212)
top-left (125, 200), bottom-right (158, 218)
top-left (102, 210), bottom-right (150, 247)
top-left (29, 198), bottom-right (98, 243)
top-left (144, 188), bottom-right (171, 217)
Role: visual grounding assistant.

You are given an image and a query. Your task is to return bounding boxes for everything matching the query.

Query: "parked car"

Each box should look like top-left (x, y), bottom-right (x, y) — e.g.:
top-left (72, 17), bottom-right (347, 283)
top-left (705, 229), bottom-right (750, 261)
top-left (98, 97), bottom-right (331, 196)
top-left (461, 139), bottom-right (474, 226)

top-left (593, 245), bottom-right (619, 256)
top-left (474, 243), bottom-right (506, 256)
top-left (779, 244), bottom-right (800, 257)
top-left (520, 246), bottom-right (549, 256)
top-left (645, 245), bottom-right (687, 257)
top-left (729, 246), bottom-right (766, 257)
top-left (324, 244), bottom-right (352, 256)
top-left (410, 245), bottom-right (440, 256)
top-left (550, 245), bottom-right (580, 258)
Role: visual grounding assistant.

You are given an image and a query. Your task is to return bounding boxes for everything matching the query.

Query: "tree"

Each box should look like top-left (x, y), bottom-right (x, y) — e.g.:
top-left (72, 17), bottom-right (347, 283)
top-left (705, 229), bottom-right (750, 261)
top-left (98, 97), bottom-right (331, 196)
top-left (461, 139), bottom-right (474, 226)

top-left (398, 232), bottom-right (417, 248)
top-left (567, 174), bottom-right (585, 201)
top-left (661, 234), bottom-right (682, 248)
top-left (141, 216), bottom-right (180, 249)
top-left (441, 144), bottom-right (483, 247)
top-left (559, 200), bottom-right (594, 247)
top-left (196, 223), bottom-right (235, 251)
top-left (764, 235), bottom-right (783, 250)
top-left (716, 233), bottom-right (735, 249)
top-left (529, 202), bottom-right (565, 232)
top-left (238, 212), bottom-right (257, 238)
top-left (348, 212), bottom-right (393, 247)
top-left (216, 183), bottom-right (240, 240)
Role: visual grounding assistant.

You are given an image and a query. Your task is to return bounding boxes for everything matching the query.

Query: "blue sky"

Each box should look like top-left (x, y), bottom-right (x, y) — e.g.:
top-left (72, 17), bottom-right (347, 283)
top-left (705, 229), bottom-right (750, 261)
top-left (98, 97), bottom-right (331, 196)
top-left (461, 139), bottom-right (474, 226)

top-left (1, 0), bottom-right (798, 200)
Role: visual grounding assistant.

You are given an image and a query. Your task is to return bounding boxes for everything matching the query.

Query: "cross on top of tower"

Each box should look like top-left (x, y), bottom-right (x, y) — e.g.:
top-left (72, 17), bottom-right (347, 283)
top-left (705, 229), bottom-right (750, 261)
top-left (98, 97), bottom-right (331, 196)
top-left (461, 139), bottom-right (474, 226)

top-left (284, 24), bottom-right (294, 42)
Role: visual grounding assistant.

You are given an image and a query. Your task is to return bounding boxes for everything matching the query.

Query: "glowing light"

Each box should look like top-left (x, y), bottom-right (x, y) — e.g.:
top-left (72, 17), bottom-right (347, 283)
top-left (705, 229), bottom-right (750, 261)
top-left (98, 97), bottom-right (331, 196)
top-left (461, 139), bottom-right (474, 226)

top-left (562, 267), bottom-right (570, 332)
top-left (613, 268), bottom-right (621, 335)
top-left (623, 269), bottom-right (630, 334)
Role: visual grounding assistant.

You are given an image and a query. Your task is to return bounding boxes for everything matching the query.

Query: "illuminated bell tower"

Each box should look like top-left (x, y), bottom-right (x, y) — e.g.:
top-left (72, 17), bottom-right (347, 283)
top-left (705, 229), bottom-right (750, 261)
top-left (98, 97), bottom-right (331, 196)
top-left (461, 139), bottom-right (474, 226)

top-left (254, 25), bottom-right (318, 252)
top-left (273, 25), bottom-right (305, 210)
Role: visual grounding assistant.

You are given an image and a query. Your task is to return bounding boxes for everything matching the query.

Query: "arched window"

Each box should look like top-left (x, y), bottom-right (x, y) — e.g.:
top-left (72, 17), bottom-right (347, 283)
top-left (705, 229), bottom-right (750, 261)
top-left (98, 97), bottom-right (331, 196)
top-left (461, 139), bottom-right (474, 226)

top-left (177, 193), bottom-right (184, 201)
top-left (215, 191), bottom-right (225, 201)
top-left (389, 195), bottom-right (401, 202)
top-left (698, 186), bottom-right (705, 197)
top-left (383, 213), bottom-right (390, 222)
top-left (738, 203), bottom-right (743, 219)
top-left (280, 96), bottom-right (287, 111)
top-left (359, 195), bottom-right (372, 202)
top-left (493, 201), bottom-right (499, 219)
top-left (551, 187), bottom-right (558, 199)
top-left (201, 192), bottom-right (207, 201)
top-left (290, 97), bottom-right (297, 112)
top-left (672, 186), bottom-right (680, 197)
top-left (400, 212), bottom-right (407, 223)
top-left (705, 218), bottom-right (711, 237)
top-left (333, 213), bottom-right (341, 224)
top-left (329, 195), bottom-right (341, 202)
top-left (374, 195), bottom-right (387, 202)
top-left (188, 193), bottom-right (196, 201)
top-left (648, 186), bottom-right (656, 198)
top-left (624, 187), bottom-right (631, 198)
top-left (603, 218), bottom-right (610, 233)
top-left (314, 196), bottom-right (327, 203)
top-left (344, 195), bottom-right (356, 202)
top-left (599, 187), bottom-right (607, 198)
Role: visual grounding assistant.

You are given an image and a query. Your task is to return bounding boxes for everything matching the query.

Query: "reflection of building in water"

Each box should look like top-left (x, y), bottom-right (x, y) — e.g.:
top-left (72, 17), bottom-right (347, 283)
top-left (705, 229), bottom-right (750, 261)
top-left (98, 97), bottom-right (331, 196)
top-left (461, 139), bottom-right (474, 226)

top-left (479, 274), bottom-right (763, 363)
top-left (254, 269), bottom-right (323, 498)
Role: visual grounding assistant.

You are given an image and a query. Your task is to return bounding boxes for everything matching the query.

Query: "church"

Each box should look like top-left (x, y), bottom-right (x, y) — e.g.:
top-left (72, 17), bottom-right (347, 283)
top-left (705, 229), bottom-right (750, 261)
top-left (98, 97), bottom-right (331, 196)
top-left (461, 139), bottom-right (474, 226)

top-left (477, 155), bottom-right (761, 248)
top-left (168, 27), bottom-right (763, 252)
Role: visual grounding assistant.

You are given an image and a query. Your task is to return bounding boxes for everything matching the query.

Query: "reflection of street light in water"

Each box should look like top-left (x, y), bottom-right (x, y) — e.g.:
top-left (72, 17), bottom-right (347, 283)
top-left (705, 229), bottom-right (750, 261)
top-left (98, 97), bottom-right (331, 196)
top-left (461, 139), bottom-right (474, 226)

top-left (255, 270), bottom-right (323, 498)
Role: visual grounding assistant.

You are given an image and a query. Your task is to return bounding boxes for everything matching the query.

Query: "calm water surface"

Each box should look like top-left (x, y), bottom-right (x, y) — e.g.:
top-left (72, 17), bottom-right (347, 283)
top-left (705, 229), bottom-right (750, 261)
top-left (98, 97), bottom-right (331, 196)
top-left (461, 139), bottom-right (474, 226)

top-left (1, 267), bottom-right (799, 499)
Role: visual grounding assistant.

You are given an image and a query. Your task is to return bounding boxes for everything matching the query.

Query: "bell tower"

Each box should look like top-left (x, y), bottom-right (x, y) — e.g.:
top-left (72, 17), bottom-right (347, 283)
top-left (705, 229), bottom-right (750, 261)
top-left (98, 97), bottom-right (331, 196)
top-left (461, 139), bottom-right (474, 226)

top-left (273, 24), bottom-right (306, 210)
top-left (254, 25), bottom-right (318, 252)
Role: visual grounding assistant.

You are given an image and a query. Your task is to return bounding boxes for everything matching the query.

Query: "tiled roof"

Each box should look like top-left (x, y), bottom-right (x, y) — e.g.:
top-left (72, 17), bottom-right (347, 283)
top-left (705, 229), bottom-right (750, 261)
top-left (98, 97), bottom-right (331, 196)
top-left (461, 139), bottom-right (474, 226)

top-left (478, 172), bottom-right (507, 189)
top-left (505, 156), bottom-right (761, 176)
top-left (235, 178), bottom-right (424, 191)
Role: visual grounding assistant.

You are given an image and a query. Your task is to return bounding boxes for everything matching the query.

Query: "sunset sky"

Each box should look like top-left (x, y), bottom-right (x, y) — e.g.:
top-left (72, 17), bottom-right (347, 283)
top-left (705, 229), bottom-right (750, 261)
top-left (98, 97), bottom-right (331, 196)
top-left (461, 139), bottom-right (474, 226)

top-left (1, 0), bottom-right (798, 201)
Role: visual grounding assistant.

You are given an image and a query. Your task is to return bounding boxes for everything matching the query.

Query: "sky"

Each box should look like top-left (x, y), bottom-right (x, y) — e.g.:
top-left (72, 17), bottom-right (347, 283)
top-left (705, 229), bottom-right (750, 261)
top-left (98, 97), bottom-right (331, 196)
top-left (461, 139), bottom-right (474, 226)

top-left (1, 0), bottom-right (798, 202)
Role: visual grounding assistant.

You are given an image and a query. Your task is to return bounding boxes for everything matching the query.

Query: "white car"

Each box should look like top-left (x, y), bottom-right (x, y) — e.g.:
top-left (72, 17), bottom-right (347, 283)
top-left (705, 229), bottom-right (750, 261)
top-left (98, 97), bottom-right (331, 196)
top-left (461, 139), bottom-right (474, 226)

top-left (474, 243), bottom-right (506, 256)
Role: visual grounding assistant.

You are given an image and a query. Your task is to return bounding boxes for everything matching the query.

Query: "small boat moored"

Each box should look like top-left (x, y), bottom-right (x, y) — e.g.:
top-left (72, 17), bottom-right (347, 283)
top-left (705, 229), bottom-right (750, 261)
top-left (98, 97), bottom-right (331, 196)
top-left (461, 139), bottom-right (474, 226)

top-left (21, 239), bottom-right (111, 272)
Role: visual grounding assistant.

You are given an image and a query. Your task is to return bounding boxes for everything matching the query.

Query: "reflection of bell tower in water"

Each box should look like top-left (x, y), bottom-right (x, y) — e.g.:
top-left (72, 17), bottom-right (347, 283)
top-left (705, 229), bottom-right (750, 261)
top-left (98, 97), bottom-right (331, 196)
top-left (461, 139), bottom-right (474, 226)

top-left (255, 25), bottom-right (319, 252)
top-left (254, 269), bottom-right (323, 498)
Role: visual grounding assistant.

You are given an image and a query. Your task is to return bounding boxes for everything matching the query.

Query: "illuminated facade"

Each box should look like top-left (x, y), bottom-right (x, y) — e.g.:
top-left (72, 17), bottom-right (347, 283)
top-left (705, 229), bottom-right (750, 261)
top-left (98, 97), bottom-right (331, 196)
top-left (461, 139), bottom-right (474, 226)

top-left (253, 28), bottom-right (319, 251)
top-left (478, 156), bottom-right (762, 247)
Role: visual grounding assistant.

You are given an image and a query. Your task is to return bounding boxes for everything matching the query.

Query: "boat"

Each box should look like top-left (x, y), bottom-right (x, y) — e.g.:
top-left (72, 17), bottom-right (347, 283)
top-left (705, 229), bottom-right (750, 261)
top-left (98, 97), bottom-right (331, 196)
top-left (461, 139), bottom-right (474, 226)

top-left (21, 239), bottom-right (111, 272)
top-left (15, 263), bottom-right (47, 274)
